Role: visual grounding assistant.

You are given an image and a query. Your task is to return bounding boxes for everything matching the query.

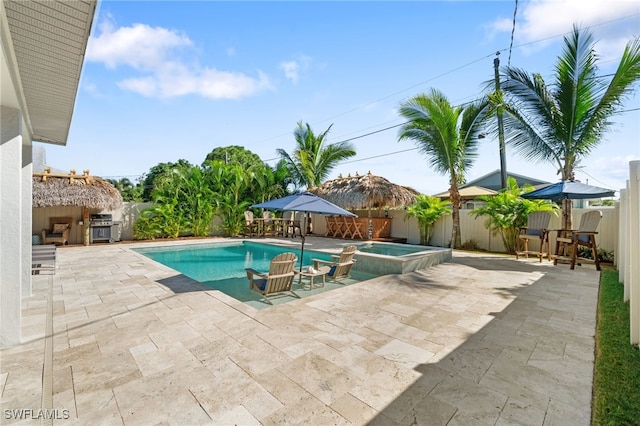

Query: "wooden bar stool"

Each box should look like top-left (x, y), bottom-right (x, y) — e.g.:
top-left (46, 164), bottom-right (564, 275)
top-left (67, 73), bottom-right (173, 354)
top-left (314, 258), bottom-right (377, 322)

top-left (350, 217), bottom-right (364, 239)
top-left (325, 216), bottom-right (337, 237)
top-left (340, 216), bottom-right (354, 239)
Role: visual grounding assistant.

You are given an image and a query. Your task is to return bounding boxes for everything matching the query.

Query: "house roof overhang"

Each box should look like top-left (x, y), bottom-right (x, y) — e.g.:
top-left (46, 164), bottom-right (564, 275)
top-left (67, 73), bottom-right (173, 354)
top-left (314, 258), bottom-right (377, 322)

top-left (1, 0), bottom-right (97, 146)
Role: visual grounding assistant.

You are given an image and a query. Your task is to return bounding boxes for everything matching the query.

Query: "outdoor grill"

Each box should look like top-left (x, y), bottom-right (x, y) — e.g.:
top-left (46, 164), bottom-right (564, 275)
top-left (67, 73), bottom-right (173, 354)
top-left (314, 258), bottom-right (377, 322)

top-left (89, 214), bottom-right (121, 243)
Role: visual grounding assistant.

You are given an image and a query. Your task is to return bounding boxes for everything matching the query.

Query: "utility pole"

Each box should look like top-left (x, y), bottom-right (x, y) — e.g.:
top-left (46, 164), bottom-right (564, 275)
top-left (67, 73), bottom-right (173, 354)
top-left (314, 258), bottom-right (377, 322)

top-left (493, 52), bottom-right (508, 189)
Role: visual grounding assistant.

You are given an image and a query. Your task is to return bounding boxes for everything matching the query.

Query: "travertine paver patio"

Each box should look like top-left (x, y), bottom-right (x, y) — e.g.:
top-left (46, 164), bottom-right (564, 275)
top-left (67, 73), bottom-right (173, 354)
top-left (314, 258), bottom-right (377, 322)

top-left (1, 238), bottom-right (600, 425)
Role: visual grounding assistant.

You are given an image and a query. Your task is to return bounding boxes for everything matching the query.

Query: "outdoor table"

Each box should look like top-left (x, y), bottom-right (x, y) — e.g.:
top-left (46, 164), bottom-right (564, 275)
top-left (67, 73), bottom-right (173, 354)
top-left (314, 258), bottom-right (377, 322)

top-left (294, 266), bottom-right (330, 290)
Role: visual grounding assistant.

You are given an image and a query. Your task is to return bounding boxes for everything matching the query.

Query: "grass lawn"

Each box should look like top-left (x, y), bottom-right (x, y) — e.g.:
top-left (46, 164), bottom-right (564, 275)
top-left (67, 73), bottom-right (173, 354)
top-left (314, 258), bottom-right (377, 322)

top-left (592, 267), bottom-right (640, 425)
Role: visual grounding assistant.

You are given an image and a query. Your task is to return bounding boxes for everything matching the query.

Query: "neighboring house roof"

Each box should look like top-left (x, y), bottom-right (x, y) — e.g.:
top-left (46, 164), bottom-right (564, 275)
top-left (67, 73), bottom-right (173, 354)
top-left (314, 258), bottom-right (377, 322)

top-left (433, 185), bottom-right (498, 200)
top-left (1, 0), bottom-right (97, 145)
top-left (461, 169), bottom-right (551, 191)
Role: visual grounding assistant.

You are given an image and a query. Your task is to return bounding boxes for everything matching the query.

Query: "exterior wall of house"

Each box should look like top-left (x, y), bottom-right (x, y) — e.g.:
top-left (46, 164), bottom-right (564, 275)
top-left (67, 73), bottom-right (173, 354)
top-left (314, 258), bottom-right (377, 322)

top-left (1, 106), bottom-right (32, 345)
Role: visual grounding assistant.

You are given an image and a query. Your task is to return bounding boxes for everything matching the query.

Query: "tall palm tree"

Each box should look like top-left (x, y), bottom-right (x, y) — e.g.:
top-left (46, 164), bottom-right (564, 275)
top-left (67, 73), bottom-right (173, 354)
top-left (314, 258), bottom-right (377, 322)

top-left (499, 25), bottom-right (640, 229)
top-left (277, 121), bottom-right (356, 234)
top-left (277, 121), bottom-right (356, 190)
top-left (398, 89), bottom-right (489, 248)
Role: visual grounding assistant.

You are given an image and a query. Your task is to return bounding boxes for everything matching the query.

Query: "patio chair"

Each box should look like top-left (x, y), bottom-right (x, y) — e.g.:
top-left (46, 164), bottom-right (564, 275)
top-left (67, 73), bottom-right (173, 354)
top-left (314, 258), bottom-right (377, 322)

top-left (552, 210), bottom-right (603, 271)
top-left (286, 212), bottom-right (302, 238)
top-left (41, 217), bottom-right (72, 245)
top-left (32, 245), bottom-right (57, 275)
top-left (312, 245), bottom-right (358, 283)
top-left (515, 211), bottom-right (551, 262)
top-left (246, 252), bottom-right (299, 304)
top-left (243, 211), bottom-right (259, 237)
top-left (262, 210), bottom-right (277, 237)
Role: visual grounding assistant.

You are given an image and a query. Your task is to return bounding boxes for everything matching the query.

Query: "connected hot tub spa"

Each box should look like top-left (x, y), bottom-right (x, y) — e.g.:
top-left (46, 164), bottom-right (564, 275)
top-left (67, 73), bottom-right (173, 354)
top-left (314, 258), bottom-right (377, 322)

top-left (352, 242), bottom-right (452, 275)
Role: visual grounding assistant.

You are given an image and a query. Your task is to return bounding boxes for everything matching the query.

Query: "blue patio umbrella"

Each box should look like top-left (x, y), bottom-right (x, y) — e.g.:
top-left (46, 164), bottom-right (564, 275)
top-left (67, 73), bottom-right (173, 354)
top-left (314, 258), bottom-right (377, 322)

top-left (522, 180), bottom-right (615, 228)
top-left (521, 181), bottom-right (615, 201)
top-left (252, 192), bottom-right (356, 271)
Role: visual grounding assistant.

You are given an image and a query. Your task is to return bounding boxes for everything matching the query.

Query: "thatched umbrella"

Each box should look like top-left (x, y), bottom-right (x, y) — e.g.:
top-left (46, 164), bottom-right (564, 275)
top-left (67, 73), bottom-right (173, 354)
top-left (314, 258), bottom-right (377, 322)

top-left (311, 171), bottom-right (420, 239)
top-left (33, 169), bottom-right (123, 245)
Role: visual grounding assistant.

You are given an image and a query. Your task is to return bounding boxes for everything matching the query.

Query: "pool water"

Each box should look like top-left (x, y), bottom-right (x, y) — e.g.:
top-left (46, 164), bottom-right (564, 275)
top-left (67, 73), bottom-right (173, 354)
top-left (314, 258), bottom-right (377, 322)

top-left (134, 241), bottom-right (376, 308)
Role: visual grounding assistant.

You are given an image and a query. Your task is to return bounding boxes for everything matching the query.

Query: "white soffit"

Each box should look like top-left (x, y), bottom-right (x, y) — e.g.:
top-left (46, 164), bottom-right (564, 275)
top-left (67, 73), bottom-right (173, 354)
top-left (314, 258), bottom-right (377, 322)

top-left (3, 0), bottom-right (96, 145)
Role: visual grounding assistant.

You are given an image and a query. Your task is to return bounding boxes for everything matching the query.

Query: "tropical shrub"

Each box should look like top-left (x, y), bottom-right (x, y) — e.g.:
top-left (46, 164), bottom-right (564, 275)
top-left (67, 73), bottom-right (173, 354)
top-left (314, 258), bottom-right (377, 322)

top-left (405, 195), bottom-right (451, 245)
top-left (134, 163), bottom-right (215, 239)
top-left (471, 177), bottom-right (558, 254)
top-left (132, 145), bottom-right (292, 239)
top-left (206, 160), bottom-right (254, 237)
top-left (578, 246), bottom-right (615, 263)
top-left (460, 239), bottom-right (482, 251)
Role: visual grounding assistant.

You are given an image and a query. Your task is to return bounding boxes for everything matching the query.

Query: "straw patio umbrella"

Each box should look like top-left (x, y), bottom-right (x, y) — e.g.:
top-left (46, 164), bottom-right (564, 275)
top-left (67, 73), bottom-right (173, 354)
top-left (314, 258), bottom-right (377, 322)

top-left (33, 169), bottom-right (123, 245)
top-left (311, 171), bottom-right (420, 239)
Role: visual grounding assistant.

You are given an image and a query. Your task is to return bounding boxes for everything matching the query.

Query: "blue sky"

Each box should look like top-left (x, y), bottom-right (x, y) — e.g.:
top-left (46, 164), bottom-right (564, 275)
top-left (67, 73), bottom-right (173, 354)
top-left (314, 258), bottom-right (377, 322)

top-left (38, 0), bottom-right (640, 195)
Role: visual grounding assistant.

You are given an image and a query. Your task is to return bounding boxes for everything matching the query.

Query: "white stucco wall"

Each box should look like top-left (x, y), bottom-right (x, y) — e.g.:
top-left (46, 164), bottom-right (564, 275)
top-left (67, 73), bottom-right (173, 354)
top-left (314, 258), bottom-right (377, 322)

top-left (1, 106), bottom-right (25, 345)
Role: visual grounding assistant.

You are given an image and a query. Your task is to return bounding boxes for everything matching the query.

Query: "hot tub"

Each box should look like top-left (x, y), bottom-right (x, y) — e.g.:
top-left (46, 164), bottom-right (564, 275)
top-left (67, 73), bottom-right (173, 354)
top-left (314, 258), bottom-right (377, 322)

top-left (352, 242), bottom-right (452, 275)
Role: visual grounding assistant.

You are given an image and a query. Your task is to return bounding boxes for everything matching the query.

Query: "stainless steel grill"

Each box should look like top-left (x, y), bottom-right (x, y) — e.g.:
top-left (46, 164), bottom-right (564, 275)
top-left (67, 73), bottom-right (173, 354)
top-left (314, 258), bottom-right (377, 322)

top-left (89, 214), bottom-right (121, 243)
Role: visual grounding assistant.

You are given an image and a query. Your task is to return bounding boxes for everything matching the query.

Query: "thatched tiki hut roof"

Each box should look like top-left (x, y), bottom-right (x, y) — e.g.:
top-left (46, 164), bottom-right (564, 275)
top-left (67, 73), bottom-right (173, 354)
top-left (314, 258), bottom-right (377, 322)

top-left (311, 171), bottom-right (420, 210)
top-left (33, 168), bottom-right (123, 210)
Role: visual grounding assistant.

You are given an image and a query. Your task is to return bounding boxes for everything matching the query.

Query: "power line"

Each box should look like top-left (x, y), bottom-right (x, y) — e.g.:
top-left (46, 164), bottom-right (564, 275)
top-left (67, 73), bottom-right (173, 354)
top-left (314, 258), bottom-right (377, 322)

top-left (253, 13), bottom-right (638, 152)
top-left (106, 14), bottom-right (640, 182)
top-left (507, 0), bottom-right (518, 69)
top-left (342, 147), bottom-right (419, 165)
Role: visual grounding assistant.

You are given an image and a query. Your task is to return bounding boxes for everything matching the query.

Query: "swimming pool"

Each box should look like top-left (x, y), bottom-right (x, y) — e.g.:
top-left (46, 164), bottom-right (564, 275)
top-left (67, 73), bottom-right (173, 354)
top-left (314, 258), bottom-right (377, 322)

top-left (134, 241), bottom-right (377, 308)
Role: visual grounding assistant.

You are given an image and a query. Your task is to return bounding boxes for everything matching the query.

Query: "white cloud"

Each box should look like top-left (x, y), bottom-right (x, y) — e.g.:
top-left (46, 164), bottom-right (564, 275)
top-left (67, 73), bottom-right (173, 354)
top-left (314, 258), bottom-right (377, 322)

top-left (280, 55), bottom-right (313, 84)
top-left (280, 60), bottom-right (300, 84)
top-left (86, 17), bottom-right (272, 100)
top-left (118, 65), bottom-right (273, 100)
top-left (487, 0), bottom-right (639, 57)
top-left (87, 19), bottom-right (192, 70)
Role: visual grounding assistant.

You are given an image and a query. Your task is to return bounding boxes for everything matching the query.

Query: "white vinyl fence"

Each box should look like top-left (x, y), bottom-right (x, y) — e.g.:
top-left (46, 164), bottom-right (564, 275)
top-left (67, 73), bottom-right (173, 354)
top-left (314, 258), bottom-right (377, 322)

top-left (34, 203), bottom-right (619, 253)
top-left (617, 161), bottom-right (640, 345)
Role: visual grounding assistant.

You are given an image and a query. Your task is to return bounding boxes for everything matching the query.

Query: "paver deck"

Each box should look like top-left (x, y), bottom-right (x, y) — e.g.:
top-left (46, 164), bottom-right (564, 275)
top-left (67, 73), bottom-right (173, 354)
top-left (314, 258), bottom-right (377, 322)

top-left (1, 237), bottom-right (600, 425)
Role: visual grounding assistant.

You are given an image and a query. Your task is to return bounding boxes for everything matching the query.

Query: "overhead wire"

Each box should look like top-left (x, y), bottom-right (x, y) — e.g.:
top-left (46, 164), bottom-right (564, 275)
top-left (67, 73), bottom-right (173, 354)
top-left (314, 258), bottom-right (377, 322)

top-left (261, 12), bottom-right (637, 152)
top-left (507, 0), bottom-right (518, 69)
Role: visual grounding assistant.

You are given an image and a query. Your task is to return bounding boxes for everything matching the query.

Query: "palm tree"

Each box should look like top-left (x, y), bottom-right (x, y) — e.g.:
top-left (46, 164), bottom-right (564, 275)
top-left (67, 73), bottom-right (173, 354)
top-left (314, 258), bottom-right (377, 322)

top-left (398, 89), bottom-right (489, 248)
top-left (277, 121), bottom-right (356, 234)
top-left (277, 121), bottom-right (356, 190)
top-left (499, 25), bottom-right (640, 229)
top-left (106, 177), bottom-right (141, 202)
